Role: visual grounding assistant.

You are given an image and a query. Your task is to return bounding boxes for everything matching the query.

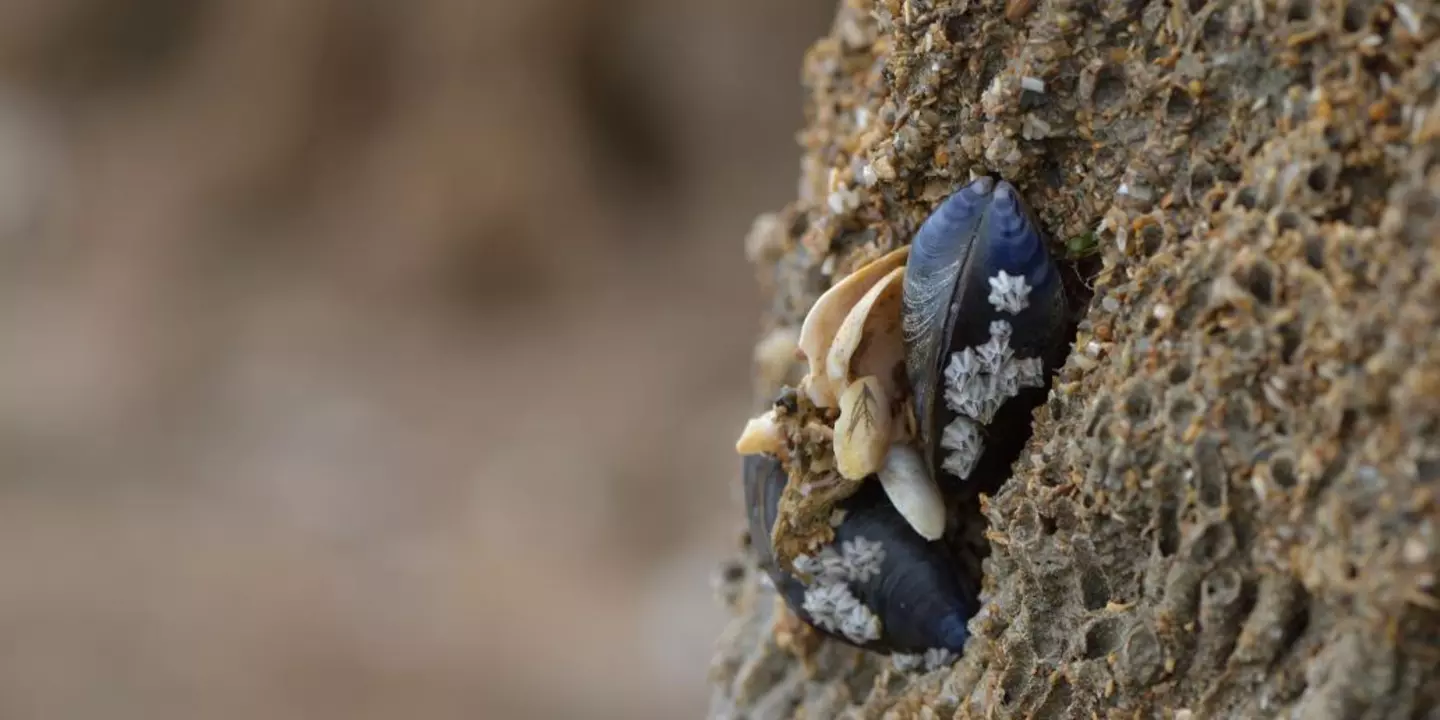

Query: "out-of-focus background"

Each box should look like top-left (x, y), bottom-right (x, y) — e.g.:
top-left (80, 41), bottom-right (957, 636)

top-left (0, 1), bottom-right (832, 717)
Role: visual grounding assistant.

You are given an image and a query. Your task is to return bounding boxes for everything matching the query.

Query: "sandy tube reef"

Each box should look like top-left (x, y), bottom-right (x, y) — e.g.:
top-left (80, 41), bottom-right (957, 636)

top-left (709, 0), bottom-right (1440, 716)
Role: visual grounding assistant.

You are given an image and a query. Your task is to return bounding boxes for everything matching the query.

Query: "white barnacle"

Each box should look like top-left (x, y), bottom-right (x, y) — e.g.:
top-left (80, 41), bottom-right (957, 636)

top-left (943, 346), bottom-right (981, 391)
top-left (991, 356), bottom-right (1023, 400)
top-left (842, 602), bottom-right (883, 643)
top-left (988, 319), bottom-right (1013, 345)
top-left (987, 270), bottom-right (1032, 314)
top-left (841, 537), bottom-right (886, 583)
top-left (941, 347), bottom-right (999, 423)
top-left (892, 653), bottom-right (925, 672)
top-left (801, 582), bottom-right (852, 632)
top-left (941, 320), bottom-right (1048, 427)
top-left (943, 352), bottom-right (1004, 424)
top-left (939, 415), bottom-right (984, 480)
top-left (793, 546), bottom-right (849, 584)
top-left (976, 321), bottom-right (1016, 374)
top-left (802, 582), bottom-right (883, 644)
top-left (1014, 356), bottom-right (1045, 388)
top-left (797, 537), bottom-right (888, 644)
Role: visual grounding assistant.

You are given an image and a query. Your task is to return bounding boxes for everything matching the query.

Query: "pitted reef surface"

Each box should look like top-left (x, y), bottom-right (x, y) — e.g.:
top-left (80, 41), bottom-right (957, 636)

top-left (713, 0), bottom-right (1440, 717)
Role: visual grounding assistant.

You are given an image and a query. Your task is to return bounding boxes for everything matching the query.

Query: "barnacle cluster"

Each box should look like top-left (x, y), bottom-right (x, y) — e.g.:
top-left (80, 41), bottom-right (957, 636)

top-left (938, 319), bottom-right (1047, 479)
top-left (711, 0), bottom-right (1440, 715)
top-left (793, 538), bottom-right (886, 643)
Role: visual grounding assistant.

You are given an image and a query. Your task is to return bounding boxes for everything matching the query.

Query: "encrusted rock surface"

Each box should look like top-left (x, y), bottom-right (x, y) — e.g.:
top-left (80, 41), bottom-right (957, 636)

top-left (712, 0), bottom-right (1440, 716)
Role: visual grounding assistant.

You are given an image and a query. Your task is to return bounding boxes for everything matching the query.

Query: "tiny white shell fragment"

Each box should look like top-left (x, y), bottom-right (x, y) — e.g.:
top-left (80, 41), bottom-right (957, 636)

top-left (1020, 76), bottom-right (1046, 93)
top-left (834, 376), bottom-right (893, 480)
top-left (877, 443), bottom-right (946, 541)
top-left (735, 409), bottom-right (784, 456)
top-left (1395, 3), bottom-right (1420, 34)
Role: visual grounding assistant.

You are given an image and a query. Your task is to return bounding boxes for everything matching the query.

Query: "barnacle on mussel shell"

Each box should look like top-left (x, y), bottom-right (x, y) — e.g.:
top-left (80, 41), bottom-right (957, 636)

top-left (742, 453), bottom-right (974, 655)
top-left (732, 176), bottom-right (1071, 659)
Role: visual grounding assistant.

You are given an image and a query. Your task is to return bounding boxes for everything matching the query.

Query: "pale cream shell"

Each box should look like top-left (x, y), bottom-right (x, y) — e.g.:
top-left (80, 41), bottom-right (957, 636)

top-left (825, 264), bottom-right (906, 401)
top-left (833, 375), bottom-right (892, 480)
top-left (796, 245), bottom-right (910, 407)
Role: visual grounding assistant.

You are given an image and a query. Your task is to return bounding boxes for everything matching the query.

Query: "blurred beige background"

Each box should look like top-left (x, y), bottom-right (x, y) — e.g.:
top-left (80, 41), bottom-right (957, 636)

top-left (0, 1), bottom-right (832, 718)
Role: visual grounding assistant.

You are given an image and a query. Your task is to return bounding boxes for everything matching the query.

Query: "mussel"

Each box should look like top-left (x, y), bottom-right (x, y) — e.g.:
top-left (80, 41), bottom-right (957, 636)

top-left (742, 453), bottom-right (974, 655)
top-left (733, 176), bottom-right (1070, 659)
top-left (902, 176), bottom-right (1069, 488)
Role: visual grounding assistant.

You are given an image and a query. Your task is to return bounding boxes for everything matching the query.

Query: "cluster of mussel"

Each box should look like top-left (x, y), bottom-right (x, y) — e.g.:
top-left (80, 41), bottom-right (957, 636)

top-left (734, 177), bottom-right (1071, 661)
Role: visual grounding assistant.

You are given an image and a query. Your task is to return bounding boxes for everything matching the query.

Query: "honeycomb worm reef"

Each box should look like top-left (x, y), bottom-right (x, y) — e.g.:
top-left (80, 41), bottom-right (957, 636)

top-left (712, 0), bottom-right (1440, 716)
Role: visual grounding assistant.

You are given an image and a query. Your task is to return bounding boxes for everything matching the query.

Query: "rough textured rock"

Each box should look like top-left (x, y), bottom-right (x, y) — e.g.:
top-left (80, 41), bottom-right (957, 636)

top-left (711, 0), bottom-right (1440, 716)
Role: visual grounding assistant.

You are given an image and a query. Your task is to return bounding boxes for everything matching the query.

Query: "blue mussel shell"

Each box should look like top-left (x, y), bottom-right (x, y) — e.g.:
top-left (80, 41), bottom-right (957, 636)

top-left (902, 177), bottom-right (1069, 485)
top-left (742, 453), bottom-right (974, 655)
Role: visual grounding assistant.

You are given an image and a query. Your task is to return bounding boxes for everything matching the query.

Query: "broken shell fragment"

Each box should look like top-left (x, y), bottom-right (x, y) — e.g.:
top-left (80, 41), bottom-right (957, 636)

top-left (834, 376), bottom-right (892, 480)
top-left (735, 408), bottom-right (785, 456)
top-left (826, 265), bottom-right (907, 400)
top-left (876, 444), bottom-right (945, 541)
top-left (797, 245), bottom-right (910, 407)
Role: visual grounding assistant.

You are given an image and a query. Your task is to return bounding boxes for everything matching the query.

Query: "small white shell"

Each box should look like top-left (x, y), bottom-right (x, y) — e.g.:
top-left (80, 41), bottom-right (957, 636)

top-left (833, 376), bottom-right (892, 480)
top-left (735, 409), bottom-right (784, 456)
top-left (877, 444), bottom-right (946, 541)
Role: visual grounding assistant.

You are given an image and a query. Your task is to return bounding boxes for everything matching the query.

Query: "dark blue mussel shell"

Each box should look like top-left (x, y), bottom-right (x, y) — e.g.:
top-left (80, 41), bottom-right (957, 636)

top-left (901, 176), bottom-right (1069, 486)
top-left (742, 453), bottom-right (975, 655)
